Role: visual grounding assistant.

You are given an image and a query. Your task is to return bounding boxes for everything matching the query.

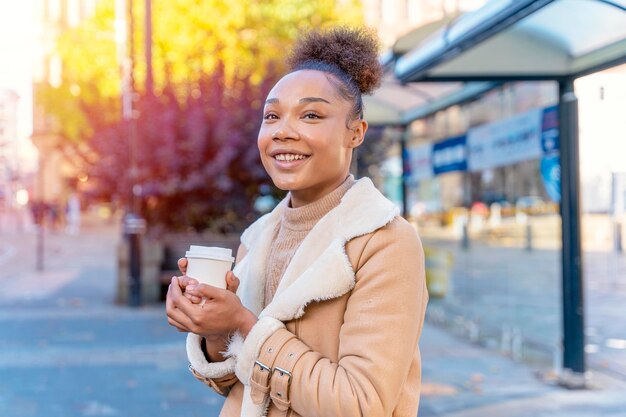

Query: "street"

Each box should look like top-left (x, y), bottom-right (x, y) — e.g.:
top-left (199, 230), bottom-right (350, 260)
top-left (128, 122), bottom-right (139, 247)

top-left (1, 212), bottom-right (626, 417)
top-left (0, 212), bottom-right (225, 416)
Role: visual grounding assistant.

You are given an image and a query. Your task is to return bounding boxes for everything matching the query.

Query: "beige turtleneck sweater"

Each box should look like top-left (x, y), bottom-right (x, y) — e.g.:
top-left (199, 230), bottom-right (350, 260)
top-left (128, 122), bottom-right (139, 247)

top-left (263, 175), bottom-right (356, 307)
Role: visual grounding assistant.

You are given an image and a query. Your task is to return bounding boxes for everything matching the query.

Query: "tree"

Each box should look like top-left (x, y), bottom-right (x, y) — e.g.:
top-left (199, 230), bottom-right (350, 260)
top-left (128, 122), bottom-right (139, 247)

top-left (39, 0), bottom-right (364, 233)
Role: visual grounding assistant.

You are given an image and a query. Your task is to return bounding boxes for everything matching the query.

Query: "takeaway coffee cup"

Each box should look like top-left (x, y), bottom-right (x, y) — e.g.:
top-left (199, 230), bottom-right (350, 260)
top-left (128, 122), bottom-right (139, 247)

top-left (185, 245), bottom-right (234, 289)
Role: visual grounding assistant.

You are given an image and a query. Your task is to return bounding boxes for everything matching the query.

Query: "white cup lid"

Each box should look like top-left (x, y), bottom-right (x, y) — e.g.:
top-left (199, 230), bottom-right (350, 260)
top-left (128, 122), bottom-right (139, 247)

top-left (186, 245), bottom-right (234, 262)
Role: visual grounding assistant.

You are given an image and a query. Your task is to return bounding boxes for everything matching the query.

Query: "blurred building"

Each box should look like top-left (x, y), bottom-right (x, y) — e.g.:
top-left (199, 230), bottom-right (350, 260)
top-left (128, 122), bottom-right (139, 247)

top-left (362, 0), bottom-right (487, 47)
top-left (402, 82), bottom-right (558, 215)
top-left (31, 0), bottom-right (99, 204)
top-left (362, 0), bottom-right (497, 211)
top-left (577, 65), bottom-right (626, 213)
top-left (0, 89), bottom-right (20, 209)
top-left (366, 2), bottom-right (626, 219)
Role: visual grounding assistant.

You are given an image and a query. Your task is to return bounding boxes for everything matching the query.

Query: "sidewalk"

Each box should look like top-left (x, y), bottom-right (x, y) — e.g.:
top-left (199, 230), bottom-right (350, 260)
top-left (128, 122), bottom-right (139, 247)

top-left (419, 324), bottom-right (626, 417)
top-left (421, 236), bottom-right (626, 379)
top-left (0, 212), bottom-right (226, 417)
top-left (1, 213), bottom-right (626, 416)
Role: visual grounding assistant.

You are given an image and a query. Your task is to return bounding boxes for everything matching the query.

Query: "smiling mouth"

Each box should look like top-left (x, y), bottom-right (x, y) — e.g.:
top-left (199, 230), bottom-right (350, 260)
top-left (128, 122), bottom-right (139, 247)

top-left (273, 153), bottom-right (310, 162)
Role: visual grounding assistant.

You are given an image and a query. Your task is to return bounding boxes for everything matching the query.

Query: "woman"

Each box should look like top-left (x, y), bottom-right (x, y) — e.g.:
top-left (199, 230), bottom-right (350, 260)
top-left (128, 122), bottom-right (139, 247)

top-left (166, 27), bottom-right (428, 417)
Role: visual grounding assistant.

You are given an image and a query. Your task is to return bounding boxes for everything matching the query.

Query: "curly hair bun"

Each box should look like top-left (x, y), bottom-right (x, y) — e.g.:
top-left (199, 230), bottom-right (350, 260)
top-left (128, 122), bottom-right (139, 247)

top-left (287, 27), bottom-right (383, 95)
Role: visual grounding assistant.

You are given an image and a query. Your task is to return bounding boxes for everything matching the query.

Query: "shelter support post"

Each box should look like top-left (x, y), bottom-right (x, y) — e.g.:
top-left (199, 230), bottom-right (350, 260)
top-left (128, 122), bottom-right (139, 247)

top-left (558, 78), bottom-right (587, 387)
top-left (400, 125), bottom-right (409, 218)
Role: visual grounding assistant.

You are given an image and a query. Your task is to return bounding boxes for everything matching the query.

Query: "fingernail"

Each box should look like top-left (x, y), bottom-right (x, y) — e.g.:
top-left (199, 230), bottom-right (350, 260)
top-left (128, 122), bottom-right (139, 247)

top-left (187, 285), bottom-right (196, 291)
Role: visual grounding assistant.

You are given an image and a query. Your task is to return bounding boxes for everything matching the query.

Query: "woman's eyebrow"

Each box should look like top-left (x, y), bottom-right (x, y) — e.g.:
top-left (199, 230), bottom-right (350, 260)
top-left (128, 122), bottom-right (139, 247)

top-left (265, 97), bottom-right (331, 105)
top-left (300, 97), bottom-right (330, 104)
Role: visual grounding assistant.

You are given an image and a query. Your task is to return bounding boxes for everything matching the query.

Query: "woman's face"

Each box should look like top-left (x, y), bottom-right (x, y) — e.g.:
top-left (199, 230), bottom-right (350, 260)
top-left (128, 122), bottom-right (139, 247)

top-left (258, 70), bottom-right (367, 207)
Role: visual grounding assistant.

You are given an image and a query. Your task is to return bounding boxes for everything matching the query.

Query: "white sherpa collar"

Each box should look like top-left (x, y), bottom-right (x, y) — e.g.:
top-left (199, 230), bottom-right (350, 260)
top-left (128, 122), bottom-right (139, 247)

top-left (235, 177), bottom-right (399, 321)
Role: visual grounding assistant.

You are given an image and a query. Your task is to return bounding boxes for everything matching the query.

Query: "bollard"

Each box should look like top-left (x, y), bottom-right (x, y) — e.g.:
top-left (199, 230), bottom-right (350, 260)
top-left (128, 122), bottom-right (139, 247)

top-left (501, 326), bottom-right (512, 354)
top-left (525, 222), bottom-right (533, 251)
top-left (512, 328), bottom-right (524, 361)
top-left (123, 214), bottom-right (146, 307)
top-left (461, 221), bottom-right (470, 250)
top-left (615, 221), bottom-right (623, 253)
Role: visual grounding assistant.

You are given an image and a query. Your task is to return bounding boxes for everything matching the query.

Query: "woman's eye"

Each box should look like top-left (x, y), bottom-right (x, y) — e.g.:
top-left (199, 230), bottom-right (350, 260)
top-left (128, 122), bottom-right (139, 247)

top-left (303, 112), bottom-right (321, 119)
top-left (263, 113), bottom-right (278, 120)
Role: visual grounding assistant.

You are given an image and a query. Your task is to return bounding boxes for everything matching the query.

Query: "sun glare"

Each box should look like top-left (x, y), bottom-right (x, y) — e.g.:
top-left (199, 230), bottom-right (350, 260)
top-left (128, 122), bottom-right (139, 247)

top-left (0, 2), bottom-right (35, 140)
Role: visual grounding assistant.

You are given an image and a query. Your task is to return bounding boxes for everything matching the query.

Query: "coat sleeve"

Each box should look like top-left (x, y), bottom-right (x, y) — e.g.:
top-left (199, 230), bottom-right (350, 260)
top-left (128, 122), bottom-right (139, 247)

top-left (186, 244), bottom-right (248, 396)
top-left (252, 219), bottom-right (428, 416)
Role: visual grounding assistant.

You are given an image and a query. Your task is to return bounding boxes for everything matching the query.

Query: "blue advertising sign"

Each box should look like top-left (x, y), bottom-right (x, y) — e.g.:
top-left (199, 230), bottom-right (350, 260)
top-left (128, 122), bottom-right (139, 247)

top-left (540, 106), bottom-right (560, 202)
top-left (432, 135), bottom-right (467, 175)
top-left (541, 105), bottom-right (559, 154)
top-left (540, 154), bottom-right (561, 203)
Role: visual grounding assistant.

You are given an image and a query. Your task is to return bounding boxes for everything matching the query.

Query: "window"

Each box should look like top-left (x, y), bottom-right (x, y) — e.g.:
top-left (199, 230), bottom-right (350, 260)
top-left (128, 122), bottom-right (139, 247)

top-left (67, 0), bottom-right (80, 27)
top-left (48, 0), bottom-right (61, 22)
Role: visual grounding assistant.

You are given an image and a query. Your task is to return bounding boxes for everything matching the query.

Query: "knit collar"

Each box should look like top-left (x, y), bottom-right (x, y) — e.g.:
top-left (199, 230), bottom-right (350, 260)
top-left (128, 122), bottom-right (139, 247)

top-left (282, 175), bottom-right (356, 232)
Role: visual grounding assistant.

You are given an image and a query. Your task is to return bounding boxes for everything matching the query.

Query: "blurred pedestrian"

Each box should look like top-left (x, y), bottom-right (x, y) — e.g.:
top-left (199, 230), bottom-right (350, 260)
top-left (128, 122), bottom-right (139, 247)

top-left (65, 192), bottom-right (80, 235)
top-left (166, 27), bottom-right (428, 417)
top-left (29, 200), bottom-right (46, 228)
top-left (48, 199), bottom-right (60, 232)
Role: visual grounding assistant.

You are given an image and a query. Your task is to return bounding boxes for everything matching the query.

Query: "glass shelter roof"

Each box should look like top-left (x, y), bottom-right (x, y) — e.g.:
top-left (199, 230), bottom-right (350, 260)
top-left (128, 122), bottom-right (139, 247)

top-left (394, 0), bottom-right (626, 82)
top-left (364, 17), bottom-right (496, 127)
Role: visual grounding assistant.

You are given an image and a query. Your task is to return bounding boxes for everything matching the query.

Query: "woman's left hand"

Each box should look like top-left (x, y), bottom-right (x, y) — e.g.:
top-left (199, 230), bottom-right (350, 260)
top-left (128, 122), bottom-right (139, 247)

top-left (167, 276), bottom-right (258, 339)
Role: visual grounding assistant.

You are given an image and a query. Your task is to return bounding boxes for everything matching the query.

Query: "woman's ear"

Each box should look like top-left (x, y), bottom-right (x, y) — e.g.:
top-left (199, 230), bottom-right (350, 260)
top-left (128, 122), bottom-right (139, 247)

top-left (348, 119), bottom-right (368, 149)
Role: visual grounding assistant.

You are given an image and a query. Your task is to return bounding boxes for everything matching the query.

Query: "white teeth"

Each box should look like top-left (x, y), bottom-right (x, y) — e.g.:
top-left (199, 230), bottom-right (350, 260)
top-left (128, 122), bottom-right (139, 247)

top-left (274, 153), bottom-right (307, 161)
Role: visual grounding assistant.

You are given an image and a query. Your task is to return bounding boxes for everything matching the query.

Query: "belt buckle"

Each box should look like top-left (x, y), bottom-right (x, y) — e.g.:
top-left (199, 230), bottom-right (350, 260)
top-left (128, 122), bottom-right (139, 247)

top-left (254, 360), bottom-right (271, 373)
top-left (272, 366), bottom-right (292, 385)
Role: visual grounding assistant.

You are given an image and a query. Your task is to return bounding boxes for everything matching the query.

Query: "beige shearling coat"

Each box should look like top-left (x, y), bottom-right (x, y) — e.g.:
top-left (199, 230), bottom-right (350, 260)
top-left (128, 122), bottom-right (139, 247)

top-left (187, 178), bottom-right (428, 417)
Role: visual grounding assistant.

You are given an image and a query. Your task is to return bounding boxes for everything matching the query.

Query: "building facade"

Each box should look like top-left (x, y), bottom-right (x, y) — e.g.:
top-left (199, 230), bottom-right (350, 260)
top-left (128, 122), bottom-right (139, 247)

top-left (31, 0), bottom-right (99, 204)
top-left (363, 0), bottom-right (487, 47)
top-left (0, 89), bottom-right (20, 209)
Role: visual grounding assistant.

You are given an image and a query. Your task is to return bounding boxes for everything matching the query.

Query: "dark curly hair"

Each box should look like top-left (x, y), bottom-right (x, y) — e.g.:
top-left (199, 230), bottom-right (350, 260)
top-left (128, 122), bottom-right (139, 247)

top-left (287, 27), bottom-right (382, 122)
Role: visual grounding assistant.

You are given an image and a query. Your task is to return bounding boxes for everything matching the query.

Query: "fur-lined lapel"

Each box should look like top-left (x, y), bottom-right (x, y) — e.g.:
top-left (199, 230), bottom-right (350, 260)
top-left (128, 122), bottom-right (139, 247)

top-left (235, 177), bottom-right (398, 322)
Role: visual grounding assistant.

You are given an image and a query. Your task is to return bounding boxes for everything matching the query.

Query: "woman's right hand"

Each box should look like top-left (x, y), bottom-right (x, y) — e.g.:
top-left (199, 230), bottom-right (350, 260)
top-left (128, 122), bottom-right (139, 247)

top-left (177, 257), bottom-right (188, 275)
top-left (177, 257), bottom-right (240, 303)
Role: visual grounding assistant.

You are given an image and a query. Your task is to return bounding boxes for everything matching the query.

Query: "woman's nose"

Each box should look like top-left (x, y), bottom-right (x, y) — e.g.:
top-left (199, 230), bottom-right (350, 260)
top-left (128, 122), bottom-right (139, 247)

top-left (272, 121), bottom-right (299, 141)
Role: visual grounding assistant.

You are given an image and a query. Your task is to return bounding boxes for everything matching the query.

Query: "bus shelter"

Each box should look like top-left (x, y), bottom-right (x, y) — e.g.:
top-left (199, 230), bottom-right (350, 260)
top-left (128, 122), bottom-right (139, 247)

top-left (381, 0), bottom-right (626, 386)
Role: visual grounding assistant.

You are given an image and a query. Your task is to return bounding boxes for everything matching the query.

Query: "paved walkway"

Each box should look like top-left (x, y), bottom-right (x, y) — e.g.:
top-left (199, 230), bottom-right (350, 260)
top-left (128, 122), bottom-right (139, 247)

top-left (419, 324), bottom-right (626, 417)
top-left (0, 212), bottom-right (225, 417)
top-left (421, 236), bottom-right (626, 380)
top-left (1, 213), bottom-right (626, 416)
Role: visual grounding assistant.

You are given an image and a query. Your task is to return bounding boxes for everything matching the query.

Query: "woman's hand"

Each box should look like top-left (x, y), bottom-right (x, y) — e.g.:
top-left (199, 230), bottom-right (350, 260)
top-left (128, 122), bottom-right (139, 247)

top-left (166, 271), bottom-right (256, 339)
top-left (176, 257), bottom-right (240, 303)
top-left (186, 279), bottom-right (257, 338)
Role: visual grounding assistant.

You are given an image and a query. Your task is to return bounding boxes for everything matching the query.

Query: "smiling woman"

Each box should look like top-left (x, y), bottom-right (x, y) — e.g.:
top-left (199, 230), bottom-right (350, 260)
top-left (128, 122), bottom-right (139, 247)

top-left (257, 28), bottom-right (381, 208)
top-left (166, 27), bottom-right (428, 417)
top-left (258, 70), bottom-right (363, 207)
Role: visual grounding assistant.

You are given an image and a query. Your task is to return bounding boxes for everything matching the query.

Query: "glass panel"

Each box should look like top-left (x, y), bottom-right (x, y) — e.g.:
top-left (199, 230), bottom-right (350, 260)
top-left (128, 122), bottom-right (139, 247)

top-left (406, 81), bottom-right (563, 371)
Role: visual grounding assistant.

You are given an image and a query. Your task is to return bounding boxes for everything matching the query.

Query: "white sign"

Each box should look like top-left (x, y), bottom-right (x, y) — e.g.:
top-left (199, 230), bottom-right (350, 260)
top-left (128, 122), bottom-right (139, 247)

top-left (407, 144), bottom-right (433, 181)
top-left (467, 108), bottom-right (543, 172)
